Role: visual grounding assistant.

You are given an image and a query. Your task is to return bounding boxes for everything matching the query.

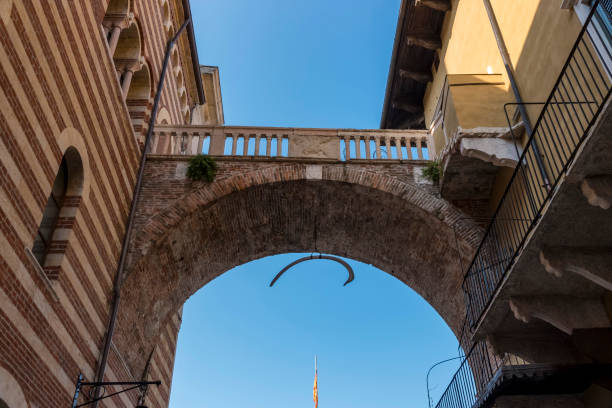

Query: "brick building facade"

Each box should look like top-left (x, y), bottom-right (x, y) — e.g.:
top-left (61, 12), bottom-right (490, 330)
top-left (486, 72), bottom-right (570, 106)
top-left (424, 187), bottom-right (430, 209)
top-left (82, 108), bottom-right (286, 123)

top-left (0, 0), bottom-right (210, 406)
top-left (2, 0), bottom-right (611, 407)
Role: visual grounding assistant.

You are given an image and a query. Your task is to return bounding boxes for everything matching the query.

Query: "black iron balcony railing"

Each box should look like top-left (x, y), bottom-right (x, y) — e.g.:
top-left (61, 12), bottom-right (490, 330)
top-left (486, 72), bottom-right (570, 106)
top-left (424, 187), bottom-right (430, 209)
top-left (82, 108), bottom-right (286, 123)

top-left (433, 340), bottom-right (525, 408)
top-left (433, 2), bottom-right (611, 408)
top-left (463, 0), bottom-right (611, 330)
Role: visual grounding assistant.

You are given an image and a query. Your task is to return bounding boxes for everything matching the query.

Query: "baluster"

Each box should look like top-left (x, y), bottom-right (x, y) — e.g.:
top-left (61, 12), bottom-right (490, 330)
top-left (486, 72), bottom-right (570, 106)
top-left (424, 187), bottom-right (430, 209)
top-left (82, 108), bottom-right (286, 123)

top-left (183, 132), bottom-right (190, 155)
top-left (231, 134), bottom-right (237, 156)
top-left (255, 135), bottom-right (261, 156)
top-left (270, 135), bottom-right (278, 157)
top-left (266, 136), bottom-right (271, 156)
top-left (150, 132), bottom-right (159, 154)
top-left (343, 136), bottom-right (350, 160)
top-left (243, 134), bottom-right (249, 156)
top-left (172, 132), bottom-right (180, 154)
top-left (196, 133), bottom-right (204, 154)
top-left (406, 138), bottom-right (413, 160)
top-left (384, 137), bottom-right (392, 160)
top-left (375, 136), bottom-right (381, 159)
top-left (365, 137), bottom-right (372, 159)
top-left (354, 137), bottom-right (361, 159)
top-left (187, 132), bottom-right (194, 154)
top-left (417, 137), bottom-right (424, 160)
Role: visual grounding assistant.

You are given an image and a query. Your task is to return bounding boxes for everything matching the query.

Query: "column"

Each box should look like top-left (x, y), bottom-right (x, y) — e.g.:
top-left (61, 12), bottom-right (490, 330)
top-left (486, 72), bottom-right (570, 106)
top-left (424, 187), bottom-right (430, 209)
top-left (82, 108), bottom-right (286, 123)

top-left (108, 25), bottom-right (122, 55)
top-left (121, 69), bottom-right (134, 98)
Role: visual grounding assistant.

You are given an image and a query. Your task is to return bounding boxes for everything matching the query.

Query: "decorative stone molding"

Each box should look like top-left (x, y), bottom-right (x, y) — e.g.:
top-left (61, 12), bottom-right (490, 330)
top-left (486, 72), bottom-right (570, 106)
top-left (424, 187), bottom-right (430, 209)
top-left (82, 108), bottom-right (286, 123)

top-left (438, 123), bottom-right (524, 164)
top-left (540, 246), bottom-right (612, 291)
top-left (486, 331), bottom-right (585, 364)
top-left (459, 137), bottom-right (521, 168)
top-left (509, 295), bottom-right (610, 334)
top-left (581, 176), bottom-right (612, 210)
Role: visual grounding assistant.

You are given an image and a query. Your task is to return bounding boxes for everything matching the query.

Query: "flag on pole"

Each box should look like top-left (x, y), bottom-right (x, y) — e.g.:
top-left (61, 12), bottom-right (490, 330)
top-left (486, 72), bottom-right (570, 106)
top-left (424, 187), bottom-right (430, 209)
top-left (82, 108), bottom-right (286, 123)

top-left (313, 356), bottom-right (318, 408)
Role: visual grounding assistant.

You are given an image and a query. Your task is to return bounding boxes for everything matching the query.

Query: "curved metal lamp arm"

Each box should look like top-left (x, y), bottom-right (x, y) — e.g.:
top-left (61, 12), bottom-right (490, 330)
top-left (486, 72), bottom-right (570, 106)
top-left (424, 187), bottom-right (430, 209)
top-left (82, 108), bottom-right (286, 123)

top-left (269, 254), bottom-right (354, 287)
top-left (426, 355), bottom-right (465, 408)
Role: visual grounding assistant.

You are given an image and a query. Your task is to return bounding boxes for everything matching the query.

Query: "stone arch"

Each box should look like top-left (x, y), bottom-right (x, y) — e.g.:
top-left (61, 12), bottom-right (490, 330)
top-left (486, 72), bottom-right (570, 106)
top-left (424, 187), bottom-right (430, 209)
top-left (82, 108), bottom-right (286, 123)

top-left (127, 61), bottom-right (152, 136)
top-left (176, 68), bottom-right (183, 89)
top-left (116, 162), bottom-right (481, 374)
top-left (156, 106), bottom-right (171, 125)
top-left (0, 0), bottom-right (13, 22)
top-left (178, 86), bottom-right (187, 110)
top-left (113, 20), bottom-right (141, 62)
top-left (61, 146), bottom-right (85, 197)
top-left (32, 145), bottom-right (84, 279)
top-left (160, 0), bottom-right (173, 38)
top-left (56, 127), bottom-right (90, 199)
top-left (102, 0), bottom-right (131, 56)
top-left (104, 0), bottom-right (129, 17)
top-left (127, 62), bottom-right (151, 100)
top-left (0, 366), bottom-right (28, 407)
top-left (171, 45), bottom-right (179, 69)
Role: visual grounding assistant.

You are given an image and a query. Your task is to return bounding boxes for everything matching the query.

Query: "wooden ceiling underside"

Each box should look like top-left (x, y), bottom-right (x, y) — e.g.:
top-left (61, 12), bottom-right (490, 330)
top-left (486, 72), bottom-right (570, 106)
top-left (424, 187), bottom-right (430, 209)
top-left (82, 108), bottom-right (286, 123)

top-left (381, 0), bottom-right (449, 129)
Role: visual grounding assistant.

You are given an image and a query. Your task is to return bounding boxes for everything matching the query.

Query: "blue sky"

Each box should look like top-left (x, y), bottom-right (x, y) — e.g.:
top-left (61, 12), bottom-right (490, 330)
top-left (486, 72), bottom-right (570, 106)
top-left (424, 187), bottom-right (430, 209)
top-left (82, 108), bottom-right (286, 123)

top-left (168, 1), bottom-right (461, 407)
top-left (190, 0), bottom-right (401, 128)
top-left (168, 255), bottom-right (461, 408)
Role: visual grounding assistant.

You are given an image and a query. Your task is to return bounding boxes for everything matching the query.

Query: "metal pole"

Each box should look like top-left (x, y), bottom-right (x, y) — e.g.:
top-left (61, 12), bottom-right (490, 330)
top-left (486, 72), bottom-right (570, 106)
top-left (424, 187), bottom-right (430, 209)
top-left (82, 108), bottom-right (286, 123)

top-left (482, 0), bottom-right (551, 188)
top-left (92, 18), bottom-right (192, 407)
top-left (72, 374), bottom-right (83, 408)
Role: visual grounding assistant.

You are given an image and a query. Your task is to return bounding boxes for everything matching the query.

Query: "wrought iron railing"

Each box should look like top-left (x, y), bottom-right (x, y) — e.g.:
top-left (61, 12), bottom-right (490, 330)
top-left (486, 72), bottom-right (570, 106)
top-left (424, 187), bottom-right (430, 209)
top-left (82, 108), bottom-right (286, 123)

top-left (433, 340), bottom-right (525, 408)
top-left (433, 3), bottom-right (611, 408)
top-left (463, 0), bottom-right (611, 329)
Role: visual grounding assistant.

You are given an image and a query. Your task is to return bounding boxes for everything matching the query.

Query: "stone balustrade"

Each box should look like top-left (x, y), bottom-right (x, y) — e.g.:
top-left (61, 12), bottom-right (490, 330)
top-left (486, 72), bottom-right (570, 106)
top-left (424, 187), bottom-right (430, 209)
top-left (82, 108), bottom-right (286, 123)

top-left (149, 125), bottom-right (433, 161)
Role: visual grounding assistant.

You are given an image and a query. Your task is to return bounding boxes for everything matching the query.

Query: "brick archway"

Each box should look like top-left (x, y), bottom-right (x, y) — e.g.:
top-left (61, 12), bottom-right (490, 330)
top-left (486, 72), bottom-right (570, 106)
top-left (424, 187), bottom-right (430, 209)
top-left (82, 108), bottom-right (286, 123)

top-left (116, 159), bottom-right (481, 374)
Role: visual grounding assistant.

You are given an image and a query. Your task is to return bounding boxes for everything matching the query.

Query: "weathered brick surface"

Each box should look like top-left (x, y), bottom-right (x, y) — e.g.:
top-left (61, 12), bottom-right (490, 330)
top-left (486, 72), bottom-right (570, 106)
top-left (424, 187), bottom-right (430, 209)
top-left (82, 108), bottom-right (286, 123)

top-left (116, 156), bottom-right (482, 375)
top-left (0, 0), bottom-right (196, 407)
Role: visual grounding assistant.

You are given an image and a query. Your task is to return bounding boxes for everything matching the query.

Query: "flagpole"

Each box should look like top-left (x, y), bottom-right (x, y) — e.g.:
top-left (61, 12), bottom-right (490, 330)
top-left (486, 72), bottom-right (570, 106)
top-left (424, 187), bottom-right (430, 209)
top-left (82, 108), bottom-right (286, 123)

top-left (313, 355), bottom-right (318, 408)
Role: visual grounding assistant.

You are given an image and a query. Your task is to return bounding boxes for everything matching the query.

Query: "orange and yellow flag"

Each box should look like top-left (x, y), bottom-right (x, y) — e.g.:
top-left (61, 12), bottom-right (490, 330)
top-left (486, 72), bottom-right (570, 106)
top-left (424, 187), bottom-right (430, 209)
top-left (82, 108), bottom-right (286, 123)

top-left (313, 356), bottom-right (318, 408)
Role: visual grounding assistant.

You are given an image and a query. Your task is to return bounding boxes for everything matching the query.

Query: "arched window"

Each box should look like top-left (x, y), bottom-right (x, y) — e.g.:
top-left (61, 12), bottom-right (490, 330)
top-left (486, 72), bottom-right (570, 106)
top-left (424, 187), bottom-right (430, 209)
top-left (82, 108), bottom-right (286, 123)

top-left (127, 62), bottom-right (152, 139)
top-left (113, 21), bottom-right (143, 98)
top-left (102, 0), bottom-right (130, 54)
top-left (0, 365), bottom-right (28, 407)
top-left (32, 148), bottom-right (83, 279)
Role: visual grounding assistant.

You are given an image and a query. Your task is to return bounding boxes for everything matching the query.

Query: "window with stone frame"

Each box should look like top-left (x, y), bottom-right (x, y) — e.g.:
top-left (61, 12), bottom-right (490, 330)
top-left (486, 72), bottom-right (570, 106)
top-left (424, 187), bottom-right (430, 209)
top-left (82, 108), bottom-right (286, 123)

top-left (32, 156), bottom-right (67, 266)
top-left (31, 148), bottom-right (83, 279)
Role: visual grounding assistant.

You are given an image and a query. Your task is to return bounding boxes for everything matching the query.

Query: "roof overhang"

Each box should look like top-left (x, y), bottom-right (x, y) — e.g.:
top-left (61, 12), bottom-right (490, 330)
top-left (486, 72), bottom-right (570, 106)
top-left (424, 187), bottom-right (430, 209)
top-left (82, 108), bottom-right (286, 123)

top-left (380, 0), bottom-right (449, 129)
top-left (182, 0), bottom-right (206, 105)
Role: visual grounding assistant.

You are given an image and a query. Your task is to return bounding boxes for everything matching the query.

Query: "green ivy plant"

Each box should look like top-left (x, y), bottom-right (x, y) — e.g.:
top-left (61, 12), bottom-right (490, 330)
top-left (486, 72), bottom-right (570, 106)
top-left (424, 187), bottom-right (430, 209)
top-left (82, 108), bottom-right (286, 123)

top-left (186, 154), bottom-right (218, 182)
top-left (422, 161), bottom-right (442, 184)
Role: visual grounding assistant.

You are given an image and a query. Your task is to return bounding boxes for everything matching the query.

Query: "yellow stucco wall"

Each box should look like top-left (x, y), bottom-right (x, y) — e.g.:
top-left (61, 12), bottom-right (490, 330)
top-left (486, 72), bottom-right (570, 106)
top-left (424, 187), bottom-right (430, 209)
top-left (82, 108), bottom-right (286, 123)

top-left (426, 0), bottom-right (585, 212)
top-left (425, 0), bottom-right (583, 132)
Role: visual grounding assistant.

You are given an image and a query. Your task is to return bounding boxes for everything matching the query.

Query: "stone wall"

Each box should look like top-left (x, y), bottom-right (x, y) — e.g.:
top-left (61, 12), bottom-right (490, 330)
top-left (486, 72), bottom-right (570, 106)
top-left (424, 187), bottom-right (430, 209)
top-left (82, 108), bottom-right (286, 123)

top-left (115, 156), bottom-right (482, 376)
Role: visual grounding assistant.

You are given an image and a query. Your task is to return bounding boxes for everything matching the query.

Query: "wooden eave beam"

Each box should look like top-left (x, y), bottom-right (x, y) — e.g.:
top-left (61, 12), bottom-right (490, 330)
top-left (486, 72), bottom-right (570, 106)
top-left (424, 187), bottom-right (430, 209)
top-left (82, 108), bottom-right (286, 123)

top-left (406, 34), bottom-right (442, 50)
top-left (391, 99), bottom-right (422, 114)
top-left (395, 114), bottom-right (425, 129)
top-left (415, 0), bottom-right (451, 12)
top-left (399, 68), bottom-right (433, 83)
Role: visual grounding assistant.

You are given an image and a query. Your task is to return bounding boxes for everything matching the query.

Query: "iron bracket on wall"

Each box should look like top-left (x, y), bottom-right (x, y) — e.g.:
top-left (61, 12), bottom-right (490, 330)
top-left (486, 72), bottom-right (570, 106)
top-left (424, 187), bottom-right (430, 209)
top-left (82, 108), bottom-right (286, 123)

top-left (71, 374), bottom-right (161, 408)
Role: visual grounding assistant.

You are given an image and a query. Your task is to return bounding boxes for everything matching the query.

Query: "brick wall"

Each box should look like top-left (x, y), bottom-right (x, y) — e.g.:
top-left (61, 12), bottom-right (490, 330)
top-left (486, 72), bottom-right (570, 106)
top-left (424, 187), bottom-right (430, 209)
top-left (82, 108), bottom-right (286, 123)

top-left (0, 0), bottom-right (196, 407)
top-left (113, 156), bottom-right (481, 377)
